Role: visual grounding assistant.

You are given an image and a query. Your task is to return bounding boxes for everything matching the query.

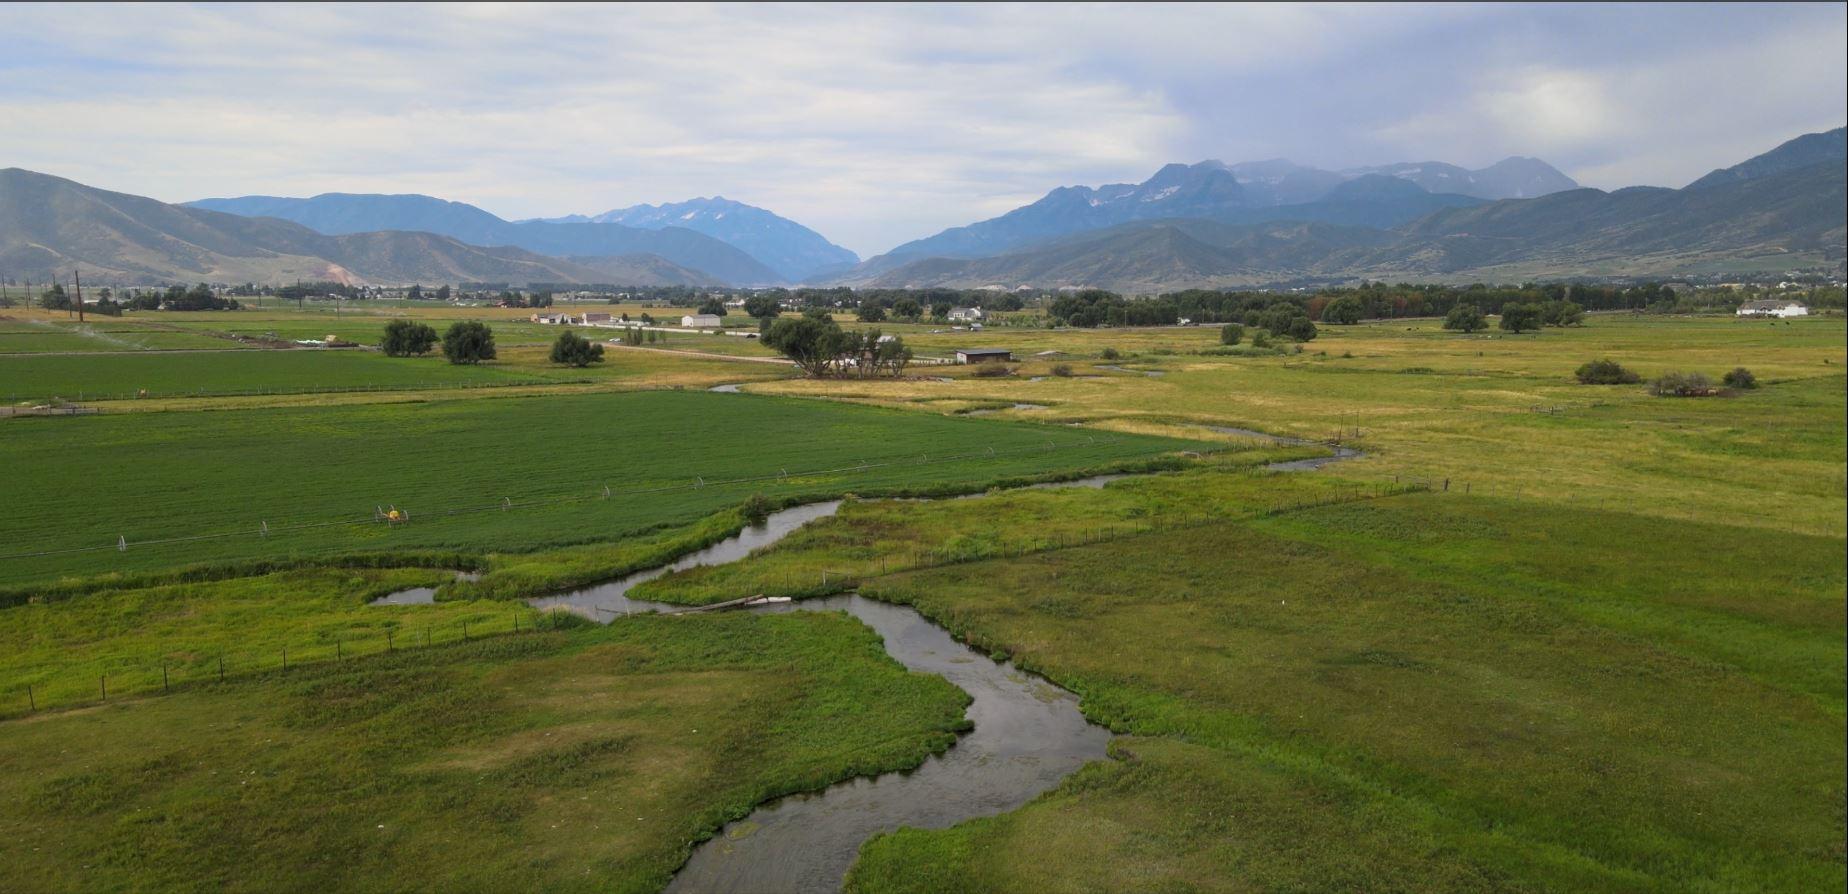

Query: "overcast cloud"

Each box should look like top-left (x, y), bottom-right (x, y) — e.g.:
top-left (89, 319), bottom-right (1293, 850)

top-left (3, 2), bottom-right (1842, 255)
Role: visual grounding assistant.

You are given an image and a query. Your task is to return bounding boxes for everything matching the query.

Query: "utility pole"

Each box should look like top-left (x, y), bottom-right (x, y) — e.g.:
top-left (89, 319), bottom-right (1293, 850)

top-left (73, 270), bottom-right (84, 322)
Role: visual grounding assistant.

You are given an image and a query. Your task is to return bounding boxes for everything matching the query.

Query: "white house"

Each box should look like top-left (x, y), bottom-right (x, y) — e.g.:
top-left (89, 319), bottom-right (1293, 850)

top-left (1736, 300), bottom-right (1809, 318)
top-left (531, 312), bottom-right (571, 324)
top-left (947, 306), bottom-right (985, 322)
top-left (681, 314), bottom-right (723, 328)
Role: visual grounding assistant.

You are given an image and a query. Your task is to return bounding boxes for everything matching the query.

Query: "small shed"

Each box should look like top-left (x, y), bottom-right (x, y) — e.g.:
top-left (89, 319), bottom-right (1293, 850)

top-left (955, 348), bottom-right (1012, 364)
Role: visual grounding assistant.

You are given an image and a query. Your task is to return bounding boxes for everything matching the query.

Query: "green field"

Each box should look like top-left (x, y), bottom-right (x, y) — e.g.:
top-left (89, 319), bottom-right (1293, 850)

top-left (0, 390), bottom-right (1198, 584)
top-left (0, 611), bottom-right (969, 893)
top-left (0, 349), bottom-right (570, 401)
top-left (0, 305), bottom-right (1841, 893)
top-left (835, 490), bottom-right (1844, 892)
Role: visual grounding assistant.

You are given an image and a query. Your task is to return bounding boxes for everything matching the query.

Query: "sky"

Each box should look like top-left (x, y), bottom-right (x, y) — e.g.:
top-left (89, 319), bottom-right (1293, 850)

top-left (3, 2), bottom-right (1844, 256)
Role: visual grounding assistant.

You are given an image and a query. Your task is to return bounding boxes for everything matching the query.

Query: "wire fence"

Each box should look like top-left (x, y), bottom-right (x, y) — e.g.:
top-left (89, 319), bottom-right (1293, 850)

top-left (2, 377), bottom-right (583, 405)
top-left (2, 605), bottom-right (581, 719)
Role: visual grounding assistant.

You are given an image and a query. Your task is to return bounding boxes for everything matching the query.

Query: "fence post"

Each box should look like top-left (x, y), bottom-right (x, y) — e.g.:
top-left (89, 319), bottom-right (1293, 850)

top-left (100, 675), bottom-right (107, 701)
top-left (282, 646), bottom-right (288, 671)
top-left (162, 663), bottom-right (169, 692)
top-left (387, 629), bottom-right (394, 652)
top-left (336, 640), bottom-right (342, 661)
top-left (27, 684), bottom-right (34, 712)
top-left (219, 656), bottom-right (225, 682)
top-left (462, 621), bottom-right (469, 641)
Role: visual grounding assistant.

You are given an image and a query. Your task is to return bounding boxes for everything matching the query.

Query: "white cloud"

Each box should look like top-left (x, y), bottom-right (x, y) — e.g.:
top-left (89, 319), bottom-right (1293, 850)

top-left (0, 2), bottom-right (1841, 254)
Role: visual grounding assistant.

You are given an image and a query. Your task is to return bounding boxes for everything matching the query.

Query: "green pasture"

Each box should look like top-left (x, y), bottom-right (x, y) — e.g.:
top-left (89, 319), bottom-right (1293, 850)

top-left (0, 611), bottom-right (968, 893)
top-left (842, 491), bottom-right (1845, 892)
top-left (0, 349), bottom-right (559, 401)
top-left (0, 390), bottom-right (1199, 584)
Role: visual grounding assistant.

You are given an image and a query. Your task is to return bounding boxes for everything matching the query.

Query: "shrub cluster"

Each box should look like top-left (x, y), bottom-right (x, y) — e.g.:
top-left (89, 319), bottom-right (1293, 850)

top-left (1574, 359), bottom-right (1641, 385)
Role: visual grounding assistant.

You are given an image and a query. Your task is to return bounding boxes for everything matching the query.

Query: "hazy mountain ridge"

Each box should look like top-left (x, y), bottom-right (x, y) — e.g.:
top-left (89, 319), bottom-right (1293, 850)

top-left (188, 193), bottom-right (782, 284)
top-left (2, 169), bottom-right (708, 286)
top-left (859, 132), bottom-right (1845, 291)
top-left (846, 154), bottom-right (1577, 277)
top-left (552, 197), bottom-right (858, 281)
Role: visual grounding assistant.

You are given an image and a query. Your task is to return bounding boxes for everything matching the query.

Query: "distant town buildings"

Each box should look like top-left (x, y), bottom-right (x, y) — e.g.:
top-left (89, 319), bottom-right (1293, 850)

top-left (1735, 299), bottom-right (1810, 318)
top-left (946, 306), bottom-right (985, 322)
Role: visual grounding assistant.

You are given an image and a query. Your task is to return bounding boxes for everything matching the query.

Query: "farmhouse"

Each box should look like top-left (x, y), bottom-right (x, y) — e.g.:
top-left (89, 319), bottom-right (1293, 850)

top-left (1736, 299), bottom-right (1809, 318)
top-left (947, 306), bottom-right (985, 322)
top-left (681, 314), bottom-right (723, 328)
top-left (955, 348), bottom-right (1012, 364)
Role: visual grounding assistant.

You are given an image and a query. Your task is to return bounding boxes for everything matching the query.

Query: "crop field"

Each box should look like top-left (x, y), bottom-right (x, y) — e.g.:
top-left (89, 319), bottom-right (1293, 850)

top-left (0, 611), bottom-right (969, 893)
top-left (0, 390), bottom-right (1200, 584)
top-left (0, 349), bottom-right (571, 402)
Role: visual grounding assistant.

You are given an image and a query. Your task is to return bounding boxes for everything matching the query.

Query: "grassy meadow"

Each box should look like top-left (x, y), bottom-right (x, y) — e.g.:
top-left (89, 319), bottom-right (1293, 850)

top-left (838, 491), bottom-right (1844, 892)
top-left (0, 611), bottom-right (969, 894)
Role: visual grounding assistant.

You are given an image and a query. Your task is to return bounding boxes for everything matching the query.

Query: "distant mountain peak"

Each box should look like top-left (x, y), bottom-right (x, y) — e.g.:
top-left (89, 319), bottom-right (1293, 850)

top-left (1686, 126), bottom-right (1846, 190)
top-left (577, 196), bottom-right (856, 280)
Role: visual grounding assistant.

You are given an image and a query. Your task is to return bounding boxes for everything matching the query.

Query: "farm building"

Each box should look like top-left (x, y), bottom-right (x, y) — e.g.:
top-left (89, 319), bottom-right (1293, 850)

top-left (1736, 300), bottom-right (1809, 318)
top-left (955, 348), bottom-right (1012, 364)
top-left (681, 314), bottom-right (723, 328)
top-left (580, 312), bottom-right (612, 325)
top-left (531, 312), bottom-right (571, 324)
top-left (947, 306), bottom-right (985, 322)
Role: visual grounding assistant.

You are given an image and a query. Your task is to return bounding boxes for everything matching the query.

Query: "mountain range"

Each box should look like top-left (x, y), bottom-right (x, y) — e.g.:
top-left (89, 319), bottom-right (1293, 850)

top-left (845, 155), bottom-right (1579, 278)
top-left (187, 193), bottom-right (782, 284)
top-left (852, 128), bottom-right (1845, 291)
top-left (524, 197), bottom-right (858, 281)
top-left (3, 129), bottom-right (1840, 290)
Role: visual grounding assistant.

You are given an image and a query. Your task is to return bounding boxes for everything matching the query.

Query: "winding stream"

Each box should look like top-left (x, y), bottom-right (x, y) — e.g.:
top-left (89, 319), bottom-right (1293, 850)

top-left (372, 432), bottom-right (1363, 892)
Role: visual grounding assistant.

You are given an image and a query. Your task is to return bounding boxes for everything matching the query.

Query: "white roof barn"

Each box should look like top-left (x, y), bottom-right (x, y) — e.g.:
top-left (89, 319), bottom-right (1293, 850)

top-left (681, 314), bottom-right (723, 328)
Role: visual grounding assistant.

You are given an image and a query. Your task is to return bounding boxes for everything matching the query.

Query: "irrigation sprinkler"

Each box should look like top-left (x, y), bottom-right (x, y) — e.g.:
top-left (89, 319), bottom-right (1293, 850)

top-left (260, 521), bottom-right (269, 538)
top-left (502, 497), bottom-right (511, 511)
top-left (117, 535), bottom-right (126, 552)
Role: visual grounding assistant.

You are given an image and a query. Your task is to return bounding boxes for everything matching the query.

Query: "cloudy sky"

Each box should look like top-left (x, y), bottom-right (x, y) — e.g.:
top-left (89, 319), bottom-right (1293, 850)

top-left (4, 2), bottom-right (1843, 255)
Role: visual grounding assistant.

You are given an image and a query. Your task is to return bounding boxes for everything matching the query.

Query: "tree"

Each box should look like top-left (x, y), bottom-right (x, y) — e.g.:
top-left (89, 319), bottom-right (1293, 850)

top-left (1444, 304), bottom-right (1487, 333)
top-left (381, 320), bottom-right (438, 356)
top-left (697, 297), bottom-right (728, 317)
top-left (930, 301), bottom-right (952, 321)
top-left (1220, 323), bottom-right (1244, 346)
top-left (1574, 359), bottom-right (1640, 384)
top-left (41, 283), bottom-right (71, 310)
top-left (441, 321), bottom-right (497, 364)
top-left (857, 303), bottom-right (886, 323)
top-left (1498, 303), bottom-right (1544, 333)
top-left (1543, 300), bottom-right (1584, 327)
top-left (761, 314), bottom-right (841, 376)
top-left (407, 284), bottom-right (423, 300)
top-left (435, 284), bottom-right (452, 302)
top-left (743, 295), bottom-right (781, 320)
top-left (1286, 316), bottom-right (1318, 342)
top-left (893, 298), bottom-right (922, 320)
top-left (549, 330), bottom-right (605, 367)
top-left (1722, 367), bottom-right (1757, 390)
top-left (1321, 296), bottom-right (1364, 325)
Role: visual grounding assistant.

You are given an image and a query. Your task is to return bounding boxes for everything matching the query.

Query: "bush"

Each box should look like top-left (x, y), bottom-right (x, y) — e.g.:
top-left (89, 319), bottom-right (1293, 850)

top-left (1219, 323), bottom-right (1244, 346)
top-left (1444, 304), bottom-right (1487, 333)
top-left (1574, 359), bottom-right (1641, 385)
top-left (1250, 330), bottom-right (1271, 349)
top-left (549, 330), bottom-right (605, 367)
top-left (441, 321), bottom-right (497, 365)
top-left (1286, 316), bottom-right (1318, 342)
top-left (1722, 367), bottom-right (1758, 390)
top-left (1650, 371), bottom-right (1715, 397)
top-left (1049, 364), bottom-right (1073, 377)
top-left (741, 493), bottom-right (773, 526)
top-left (1099, 347), bottom-right (1121, 360)
top-left (381, 319), bottom-right (438, 357)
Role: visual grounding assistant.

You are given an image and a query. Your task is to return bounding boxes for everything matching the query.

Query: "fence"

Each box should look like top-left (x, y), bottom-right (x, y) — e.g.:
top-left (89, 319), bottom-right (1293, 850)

top-left (4, 604), bottom-right (580, 719)
top-left (3, 377), bottom-right (582, 405)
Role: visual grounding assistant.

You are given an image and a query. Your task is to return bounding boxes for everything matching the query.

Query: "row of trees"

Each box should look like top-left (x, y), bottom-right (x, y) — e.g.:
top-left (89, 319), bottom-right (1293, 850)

top-left (1442, 299), bottom-right (1584, 333)
top-left (761, 311), bottom-right (912, 377)
top-left (382, 320), bottom-right (604, 368)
